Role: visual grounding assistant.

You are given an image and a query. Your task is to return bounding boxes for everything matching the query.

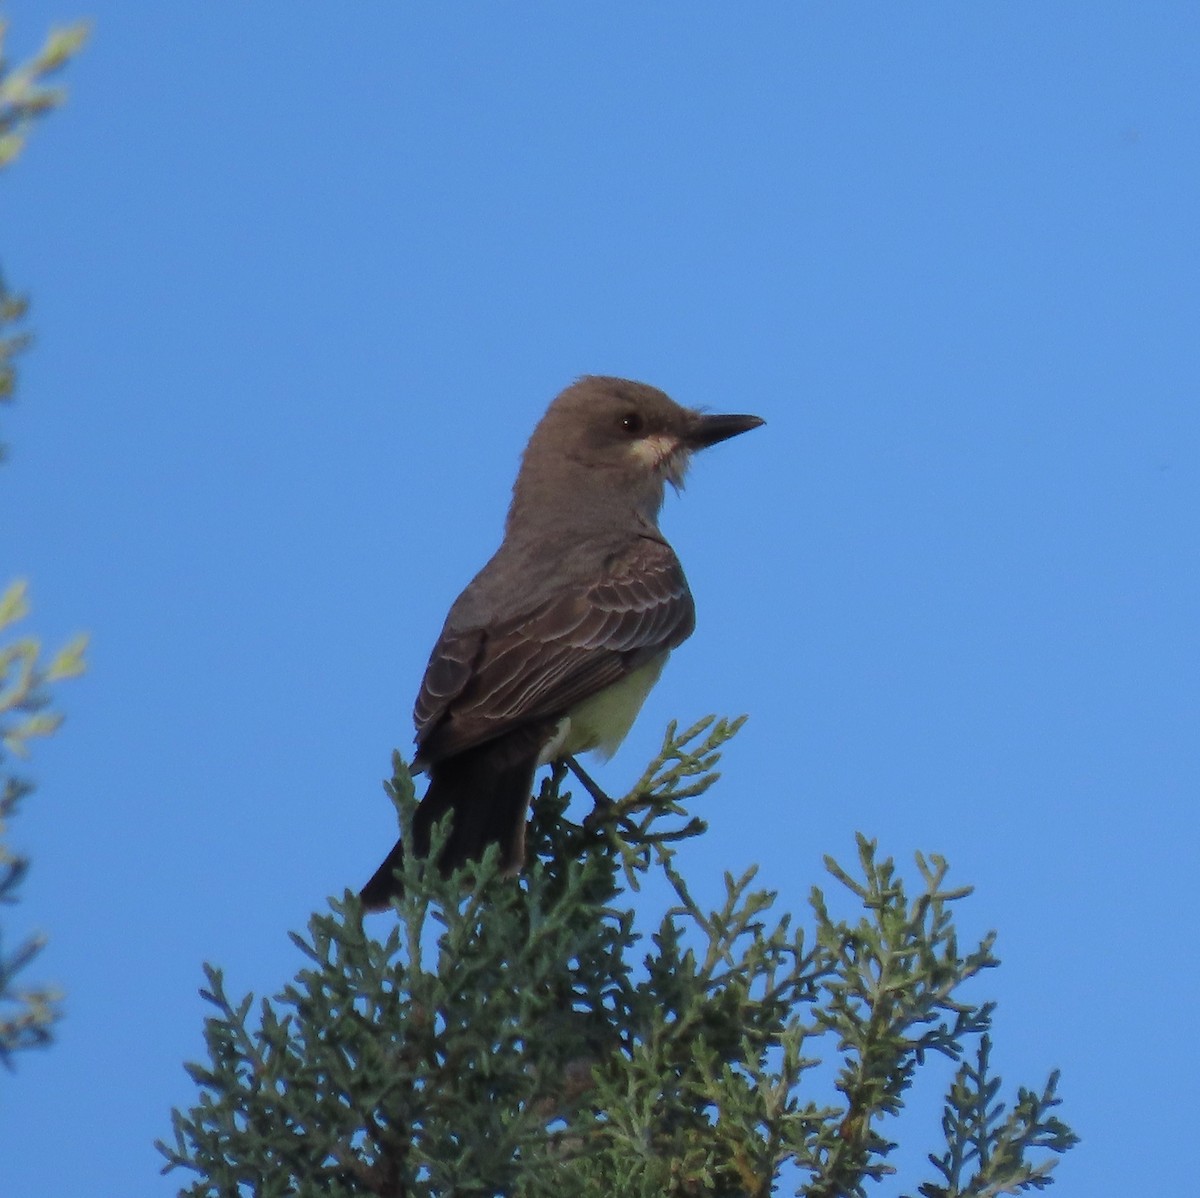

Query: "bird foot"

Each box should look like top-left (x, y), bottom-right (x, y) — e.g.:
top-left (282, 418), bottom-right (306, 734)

top-left (564, 755), bottom-right (614, 825)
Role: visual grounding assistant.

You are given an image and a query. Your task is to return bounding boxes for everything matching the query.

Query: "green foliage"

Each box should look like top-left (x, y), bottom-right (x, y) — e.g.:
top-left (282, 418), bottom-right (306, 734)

top-left (0, 18), bottom-right (89, 1062)
top-left (0, 17), bottom-right (89, 447)
top-left (0, 18), bottom-right (89, 170)
top-left (0, 581), bottom-right (87, 1063)
top-left (0, 276), bottom-right (30, 424)
top-left (0, 581), bottom-right (87, 756)
top-left (918, 1036), bottom-right (1074, 1198)
top-left (161, 719), bottom-right (1076, 1196)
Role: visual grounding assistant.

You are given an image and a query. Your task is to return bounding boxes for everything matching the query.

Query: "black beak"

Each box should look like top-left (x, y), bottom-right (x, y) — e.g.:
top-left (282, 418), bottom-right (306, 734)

top-left (687, 412), bottom-right (765, 450)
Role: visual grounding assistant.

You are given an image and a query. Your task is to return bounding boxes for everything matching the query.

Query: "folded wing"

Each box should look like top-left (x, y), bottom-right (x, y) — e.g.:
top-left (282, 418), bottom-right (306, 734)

top-left (414, 536), bottom-right (695, 766)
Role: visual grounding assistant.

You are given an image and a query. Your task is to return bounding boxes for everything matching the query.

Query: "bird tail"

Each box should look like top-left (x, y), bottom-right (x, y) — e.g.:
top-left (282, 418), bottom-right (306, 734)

top-left (359, 838), bottom-right (407, 911)
top-left (359, 724), bottom-right (550, 911)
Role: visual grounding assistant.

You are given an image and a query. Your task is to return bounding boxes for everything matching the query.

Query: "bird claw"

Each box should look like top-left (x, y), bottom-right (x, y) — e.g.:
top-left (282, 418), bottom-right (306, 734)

top-left (564, 755), bottom-right (614, 822)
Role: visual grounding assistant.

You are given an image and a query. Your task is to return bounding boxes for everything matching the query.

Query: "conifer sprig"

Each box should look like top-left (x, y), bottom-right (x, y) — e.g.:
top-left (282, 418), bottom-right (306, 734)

top-left (161, 720), bottom-right (1076, 1196)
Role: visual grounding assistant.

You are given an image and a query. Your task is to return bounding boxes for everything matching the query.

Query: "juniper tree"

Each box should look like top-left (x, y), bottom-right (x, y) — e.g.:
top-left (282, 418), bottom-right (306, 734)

top-left (0, 582), bottom-right (86, 1062)
top-left (162, 717), bottom-right (1076, 1196)
top-left (0, 17), bottom-right (89, 1065)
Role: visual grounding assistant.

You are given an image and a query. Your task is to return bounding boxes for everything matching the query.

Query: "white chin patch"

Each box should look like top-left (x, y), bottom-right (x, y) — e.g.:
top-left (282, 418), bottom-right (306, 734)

top-left (630, 435), bottom-right (690, 488)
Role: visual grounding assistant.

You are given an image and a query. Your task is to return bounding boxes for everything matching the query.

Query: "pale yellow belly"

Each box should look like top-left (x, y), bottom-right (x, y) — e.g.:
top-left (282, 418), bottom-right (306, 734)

top-left (538, 654), bottom-right (669, 765)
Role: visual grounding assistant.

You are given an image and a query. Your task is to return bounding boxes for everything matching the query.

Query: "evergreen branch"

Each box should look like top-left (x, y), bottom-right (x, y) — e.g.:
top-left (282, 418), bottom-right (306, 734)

top-left (0, 19), bottom-right (90, 170)
top-left (0, 581), bottom-right (86, 1062)
top-left (577, 714), bottom-right (745, 892)
top-left (0, 11), bottom-right (89, 1071)
top-left (913, 1037), bottom-right (1079, 1198)
top-left (804, 836), bottom-right (1001, 1198)
top-left (161, 724), bottom-right (1076, 1197)
top-left (1, 19), bottom-right (89, 446)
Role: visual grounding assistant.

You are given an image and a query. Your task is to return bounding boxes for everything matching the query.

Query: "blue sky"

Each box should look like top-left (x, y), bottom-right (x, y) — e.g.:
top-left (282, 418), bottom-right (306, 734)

top-left (3, 3), bottom-right (1198, 1193)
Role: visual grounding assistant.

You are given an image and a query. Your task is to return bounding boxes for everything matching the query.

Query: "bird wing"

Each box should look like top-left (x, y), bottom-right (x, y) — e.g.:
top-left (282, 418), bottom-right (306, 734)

top-left (413, 536), bottom-right (695, 764)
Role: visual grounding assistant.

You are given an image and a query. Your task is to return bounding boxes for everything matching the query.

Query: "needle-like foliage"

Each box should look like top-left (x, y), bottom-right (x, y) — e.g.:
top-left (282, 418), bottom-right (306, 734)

top-left (161, 718), bottom-right (1076, 1196)
top-left (0, 19), bottom-right (89, 1065)
top-left (1, 18), bottom-right (90, 449)
top-left (0, 582), bottom-right (86, 1063)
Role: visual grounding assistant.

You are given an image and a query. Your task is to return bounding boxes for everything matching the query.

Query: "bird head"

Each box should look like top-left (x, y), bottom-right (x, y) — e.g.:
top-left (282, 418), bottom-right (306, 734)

top-left (511, 376), bottom-right (763, 528)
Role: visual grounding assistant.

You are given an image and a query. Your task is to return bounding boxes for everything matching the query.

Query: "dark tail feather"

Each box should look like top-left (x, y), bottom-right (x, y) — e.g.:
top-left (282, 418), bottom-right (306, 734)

top-left (360, 838), bottom-right (406, 910)
top-left (359, 724), bottom-right (550, 912)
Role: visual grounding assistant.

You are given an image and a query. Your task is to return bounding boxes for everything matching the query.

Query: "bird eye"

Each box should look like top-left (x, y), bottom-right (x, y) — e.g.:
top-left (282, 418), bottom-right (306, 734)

top-left (620, 412), bottom-right (644, 435)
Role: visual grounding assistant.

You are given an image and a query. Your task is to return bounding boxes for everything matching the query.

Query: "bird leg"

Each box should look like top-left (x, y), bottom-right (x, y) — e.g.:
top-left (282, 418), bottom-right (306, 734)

top-left (563, 755), bottom-right (613, 812)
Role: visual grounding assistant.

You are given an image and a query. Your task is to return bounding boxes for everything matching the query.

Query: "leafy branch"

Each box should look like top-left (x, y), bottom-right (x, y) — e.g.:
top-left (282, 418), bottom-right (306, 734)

top-left (1, 18), bottom-right (89, 431)
top-left (0, 18), bottom-right (89, 170)
top-left (0, 17), bottom-right (89, 1064)
top-left (913, 1035), bottom-right (1078, 1198)
top-left (0, 583), bottom-right (86, 1063)
top-left (161, 719), bottom-right (1076, 1196)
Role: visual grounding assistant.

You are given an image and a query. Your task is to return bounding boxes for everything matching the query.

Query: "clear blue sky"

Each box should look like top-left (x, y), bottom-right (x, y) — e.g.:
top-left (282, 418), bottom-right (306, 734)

top-left (4, 4), bottom-right (1198, 1193)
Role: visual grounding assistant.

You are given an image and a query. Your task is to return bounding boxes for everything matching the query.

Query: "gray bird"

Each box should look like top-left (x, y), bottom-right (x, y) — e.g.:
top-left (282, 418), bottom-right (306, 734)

top-left (360, 376), bottom-right (762, 909)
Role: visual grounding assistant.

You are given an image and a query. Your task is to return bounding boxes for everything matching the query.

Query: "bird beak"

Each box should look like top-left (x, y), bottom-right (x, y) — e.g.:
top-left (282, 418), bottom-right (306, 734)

top-left (686, 412), bottom-right (765, 449)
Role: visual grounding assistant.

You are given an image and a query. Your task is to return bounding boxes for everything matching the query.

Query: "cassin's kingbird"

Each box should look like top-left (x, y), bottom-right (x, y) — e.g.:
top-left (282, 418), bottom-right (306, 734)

top-left (360, 376), bottom-right (762, 909)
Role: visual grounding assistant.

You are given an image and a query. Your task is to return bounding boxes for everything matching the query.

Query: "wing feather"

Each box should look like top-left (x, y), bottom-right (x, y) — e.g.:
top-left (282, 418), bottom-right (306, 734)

top-left (414, 537), bottom-right (694, 764)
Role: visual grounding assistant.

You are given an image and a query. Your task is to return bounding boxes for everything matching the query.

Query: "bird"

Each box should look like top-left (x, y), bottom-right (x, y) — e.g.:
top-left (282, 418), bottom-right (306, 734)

top-left (360, 376), bottom-right (763, 910)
